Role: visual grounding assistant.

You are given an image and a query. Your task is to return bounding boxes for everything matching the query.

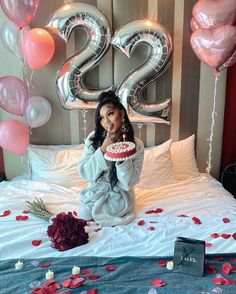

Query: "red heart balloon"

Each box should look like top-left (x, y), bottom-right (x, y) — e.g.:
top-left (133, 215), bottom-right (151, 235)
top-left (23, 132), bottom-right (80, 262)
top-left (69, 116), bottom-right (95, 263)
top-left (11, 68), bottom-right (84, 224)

top-left (190, 25), bottom-right (236, 71)
top-left (193, 0), bottom-right (236, 29)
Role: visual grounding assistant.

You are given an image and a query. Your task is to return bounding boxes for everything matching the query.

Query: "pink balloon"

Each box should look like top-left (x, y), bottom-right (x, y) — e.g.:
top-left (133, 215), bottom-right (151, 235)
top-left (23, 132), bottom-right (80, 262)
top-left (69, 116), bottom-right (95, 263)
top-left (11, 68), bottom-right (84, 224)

top-left (21, 28), bottom-right (55, 70)
top-left (0, 0), bottom-right (39, 29)
top-left (220, 50), bottom-right (236, 71)
top-left (190, 25), bottom-right (236, 71)
top-left (0, 76), bottom-right (29, 115)
top-left (190, 17), bottom-right (199, 32)
top-left (0, 119), bottom-right (29, 155)
top-left (192, 0), bottom-right (236, 30)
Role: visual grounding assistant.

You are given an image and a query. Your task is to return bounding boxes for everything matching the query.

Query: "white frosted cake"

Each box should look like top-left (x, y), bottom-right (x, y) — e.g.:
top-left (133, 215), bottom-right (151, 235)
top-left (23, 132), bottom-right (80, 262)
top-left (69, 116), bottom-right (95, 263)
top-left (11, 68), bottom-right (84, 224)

top-left (104, 141), bottom-right (137, 161)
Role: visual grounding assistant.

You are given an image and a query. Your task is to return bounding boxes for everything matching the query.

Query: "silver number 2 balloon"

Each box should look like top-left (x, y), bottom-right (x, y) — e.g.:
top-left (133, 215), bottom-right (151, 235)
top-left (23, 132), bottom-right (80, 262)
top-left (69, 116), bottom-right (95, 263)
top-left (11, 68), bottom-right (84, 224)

top-left (112, 20), bottom-right (172, 120)
top-left (47, 3), bottom-right (112, 109)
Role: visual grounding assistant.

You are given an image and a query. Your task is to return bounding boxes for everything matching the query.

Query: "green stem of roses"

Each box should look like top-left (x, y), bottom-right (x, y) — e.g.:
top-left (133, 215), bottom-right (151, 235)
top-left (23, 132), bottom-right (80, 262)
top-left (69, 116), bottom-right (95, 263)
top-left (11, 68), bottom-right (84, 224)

top-left (26, 197), bottom-right (54, 221)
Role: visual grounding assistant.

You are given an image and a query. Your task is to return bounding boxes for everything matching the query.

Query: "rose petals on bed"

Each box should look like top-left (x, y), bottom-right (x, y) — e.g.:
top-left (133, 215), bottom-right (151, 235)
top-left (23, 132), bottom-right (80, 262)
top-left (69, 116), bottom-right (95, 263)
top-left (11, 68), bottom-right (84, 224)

top-left (158, 260), bottom-right (167, 267)
top-left (145, 208), bottom-right (163, 214)
top-left (223, 218), bottom-right (230, 223)
top-left (232, 233), bottom-right (236, 240)
top-left (81, 269), bottom-right (91, 275)
top-left (221, 262), bottom-right (233, 274)
top-left (32, 240), bottom-right (42, 246)
top-left (211, 233), bottom-right (220, 239)
top-left (22, 210), bottom-right (29, 214)
top-left (205, 264), bottom-right (217, 274)
top-left (214, 257), bottom-right (224, 262)
top-left (16, 215), bottom-right (29, 221)
top-left (62, 277), bottom-right (85, 288)
top-left (146, 227), bottom-right (155, 231)
top-left (31, 279), bottom-right (60, 294)
top-left (137, 220), bottom-right (145, 226)
top-left (0, 209), bottom-right (11, 217)
top-left (106, 265), bottom-right (117, 271)
top-left (86, 290), bottom-right (98, 294)
top-left (221, 234), bottom-right (231, 239)
top-left (178, 214), bottom-right (189, 217)
top-left (192, 216), bottom-right (202, 224)
top-left (40, 262), bottom-right (52, 268)
top-left (205, 243), bottom-right (213, 248)
top-left (150, 279), bottom-right (166, 287)
top-left (88, 274), bottom-right (101, 280)
top-left (212, 277), bottom-right (236, 285)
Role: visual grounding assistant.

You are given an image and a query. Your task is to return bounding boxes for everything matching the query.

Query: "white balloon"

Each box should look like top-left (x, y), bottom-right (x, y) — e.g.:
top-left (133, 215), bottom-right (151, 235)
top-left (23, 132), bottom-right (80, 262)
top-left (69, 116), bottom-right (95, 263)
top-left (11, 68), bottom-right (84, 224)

top-left (25, 96), bottom-right (52, 128)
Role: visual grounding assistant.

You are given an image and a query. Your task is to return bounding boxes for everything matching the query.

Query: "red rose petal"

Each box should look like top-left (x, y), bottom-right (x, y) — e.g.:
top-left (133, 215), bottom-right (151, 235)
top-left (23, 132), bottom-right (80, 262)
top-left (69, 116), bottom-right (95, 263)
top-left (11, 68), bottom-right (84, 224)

top-left (205, 242), bottom-right (213, 247)
top-left (32, 240), bottom-right (42, 246)
top-left (221, 262), bottom-right (233, 275)
top-left (221, 233), bottom-right (231, 239)
top-left (106, 265), bottom-right (117, 271)
top-left (81, 269), bottom-right (91, 275)
top-left (213, 277), bottom-right (235, 285)
top-left (211, 233), bottom-right (220, 238)
top-left (87, 290), bottom-right (98, 294)
top-left (62, 279), bottom-right (72, 288)
top-left (232, 233), bottom-right (236, 240)
top-left (0, 210), bottom-right (11, 217)
top-left (158, 260), bottom-right (167, 267)
top-left (137, 220), bottom-right (145, 226)
top-left (16, 215), bottom-right (29, 221)
top-left (205, 264), bottom-right (217, 274)
top-left (88, 274), bottom-right (101, 280)
top-left (192, 217), bottom-right (201, 224)
top-left (40, 262), bottom-right (52, 268)
top-left (223, 218), bottom-right (230, 223)
top-left (214, 257), bottom-right (224, 262)
top-left (154, 208), bottom-right (163, 213)
top-left (151, 279), bottom-right (166, 287)
top-left (228, 258), bottom-right (236, 262)
top-left (178, 214), bottom-right (189, 217)
top-left (146, 226), bottom-right (155, 231)
top-left (145, 210), bottom-right (156, 214)
top-left (22, 210), bottom-right (29, 214)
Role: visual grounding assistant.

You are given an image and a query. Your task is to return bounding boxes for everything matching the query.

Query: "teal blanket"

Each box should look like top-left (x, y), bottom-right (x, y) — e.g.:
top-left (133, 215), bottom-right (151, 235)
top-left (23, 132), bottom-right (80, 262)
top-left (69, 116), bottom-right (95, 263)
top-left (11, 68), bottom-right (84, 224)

top-left (1, 255), bottom-right (236, 294)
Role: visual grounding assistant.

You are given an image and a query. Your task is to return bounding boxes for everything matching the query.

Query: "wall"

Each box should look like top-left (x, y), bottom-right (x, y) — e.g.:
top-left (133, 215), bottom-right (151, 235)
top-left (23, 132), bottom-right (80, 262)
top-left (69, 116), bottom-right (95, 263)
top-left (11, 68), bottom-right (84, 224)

top-left (0, 0), bottom-right (227, 180)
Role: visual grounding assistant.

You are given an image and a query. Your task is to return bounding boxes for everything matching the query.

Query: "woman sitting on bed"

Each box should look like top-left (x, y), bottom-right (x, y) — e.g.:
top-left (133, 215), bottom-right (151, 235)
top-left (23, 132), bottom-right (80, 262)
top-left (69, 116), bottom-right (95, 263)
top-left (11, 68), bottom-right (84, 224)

top-left (77, 90), bottom-right (144, 227)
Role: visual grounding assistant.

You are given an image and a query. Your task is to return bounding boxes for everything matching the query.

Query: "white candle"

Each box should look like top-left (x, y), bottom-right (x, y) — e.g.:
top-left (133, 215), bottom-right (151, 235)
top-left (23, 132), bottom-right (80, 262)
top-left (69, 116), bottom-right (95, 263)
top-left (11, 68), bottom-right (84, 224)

top-left (15, 260), bottom-right (24, 270)
top-left (72, 266), bottom-right (81, 275)
top-left (45, 270), bottom-right (54, 280)
top-left (166, 260), bottom-right (174, 270)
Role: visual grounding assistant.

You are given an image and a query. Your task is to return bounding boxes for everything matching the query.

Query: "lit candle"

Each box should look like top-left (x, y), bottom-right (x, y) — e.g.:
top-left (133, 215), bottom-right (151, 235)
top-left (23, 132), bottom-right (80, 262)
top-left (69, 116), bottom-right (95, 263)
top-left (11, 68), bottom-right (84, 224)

top-left (72, 266), bottom-right (81, 275)
top-left (166, 260), bottom-right (174, 270)
top-left (15, 260), bottom-right (24, 270)
top-left (45, 270), bottom-right (54, 280)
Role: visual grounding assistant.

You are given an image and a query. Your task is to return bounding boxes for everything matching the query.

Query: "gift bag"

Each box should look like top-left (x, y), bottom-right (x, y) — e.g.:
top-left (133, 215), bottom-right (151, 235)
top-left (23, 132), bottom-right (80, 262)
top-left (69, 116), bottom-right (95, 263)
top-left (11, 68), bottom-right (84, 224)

top-left (173, 237), bottom-right (205, 276)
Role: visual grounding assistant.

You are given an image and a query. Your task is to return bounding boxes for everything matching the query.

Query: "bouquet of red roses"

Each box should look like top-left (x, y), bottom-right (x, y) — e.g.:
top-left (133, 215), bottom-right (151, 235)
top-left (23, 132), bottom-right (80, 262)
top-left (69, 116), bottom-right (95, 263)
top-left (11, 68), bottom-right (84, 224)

top-left (26, 198), bottom-right (89, 251)
top-left (47, 212), bottom-right (88, 251)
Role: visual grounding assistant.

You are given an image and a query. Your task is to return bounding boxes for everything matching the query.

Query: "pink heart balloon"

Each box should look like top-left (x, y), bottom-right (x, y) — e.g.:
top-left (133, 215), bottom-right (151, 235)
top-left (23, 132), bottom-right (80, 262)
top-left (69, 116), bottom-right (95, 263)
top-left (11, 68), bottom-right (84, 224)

top-left (21, 28), bottom-right (55, 70)
top-left (0, 0), bottom-right (39, 29)
top-left (193, 0), bottom-right (236, 29)
top-left (190, 25), bottom-right (236, 71)
top-left (0, 119), bottom-right (29, 155)
top-left (218, 50), bottom-right (236, 72)
top-left (0, 76), bottom-right (29, 115)
top-left (190, 17), bottom-right (199, 32)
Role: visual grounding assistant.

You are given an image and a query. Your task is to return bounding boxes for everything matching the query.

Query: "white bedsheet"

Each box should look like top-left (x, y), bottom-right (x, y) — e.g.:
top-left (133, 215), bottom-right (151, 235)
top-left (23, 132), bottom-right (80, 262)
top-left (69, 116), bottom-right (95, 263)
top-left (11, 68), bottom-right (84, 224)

top-left (0, 174), bottom-right (236, 260)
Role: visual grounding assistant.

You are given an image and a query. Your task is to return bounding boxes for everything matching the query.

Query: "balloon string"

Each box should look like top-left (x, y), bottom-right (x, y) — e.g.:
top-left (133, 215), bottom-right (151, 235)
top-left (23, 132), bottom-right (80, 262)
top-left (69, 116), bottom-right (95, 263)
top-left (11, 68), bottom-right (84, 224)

top-left (81, 109), bottom-right (88, 142)
top-left (137, 123), bottom-right (144, 138)
top-left (205, 76), bottom-right (219, 174)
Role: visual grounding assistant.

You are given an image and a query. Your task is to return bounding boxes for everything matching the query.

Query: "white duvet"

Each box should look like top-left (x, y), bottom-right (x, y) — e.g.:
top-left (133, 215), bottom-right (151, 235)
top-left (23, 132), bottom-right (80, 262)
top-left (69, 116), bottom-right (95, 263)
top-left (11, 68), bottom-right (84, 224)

top-left (0, 174), bottom-right (236, 260)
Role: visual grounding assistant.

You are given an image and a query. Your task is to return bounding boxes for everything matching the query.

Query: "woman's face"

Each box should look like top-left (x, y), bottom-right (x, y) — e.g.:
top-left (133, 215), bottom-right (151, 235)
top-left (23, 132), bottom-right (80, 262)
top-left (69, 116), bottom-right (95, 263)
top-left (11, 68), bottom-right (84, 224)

top-left (99, 103), bottom-right (123, 134)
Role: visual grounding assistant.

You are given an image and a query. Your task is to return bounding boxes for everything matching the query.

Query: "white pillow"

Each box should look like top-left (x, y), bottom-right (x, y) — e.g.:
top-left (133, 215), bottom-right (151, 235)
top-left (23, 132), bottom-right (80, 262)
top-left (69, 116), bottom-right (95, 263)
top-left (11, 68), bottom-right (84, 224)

top-left (27, 144), bottom-right (87, 188)
top-left (170, 135), bottom-right (200, 180)
top-left (137, 139), bottom-right (176, 189)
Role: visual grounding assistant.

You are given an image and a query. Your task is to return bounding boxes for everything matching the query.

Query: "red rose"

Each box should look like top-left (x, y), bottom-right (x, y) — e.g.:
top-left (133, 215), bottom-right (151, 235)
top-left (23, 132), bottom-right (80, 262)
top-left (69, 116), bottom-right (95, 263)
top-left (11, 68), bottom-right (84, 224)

top-left (47, 212), bottom-right (88, 251)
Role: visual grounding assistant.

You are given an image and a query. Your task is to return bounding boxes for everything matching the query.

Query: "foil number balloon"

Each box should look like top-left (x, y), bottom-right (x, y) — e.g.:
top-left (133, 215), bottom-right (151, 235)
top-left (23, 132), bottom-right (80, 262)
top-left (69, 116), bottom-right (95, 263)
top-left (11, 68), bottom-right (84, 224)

top-left (47, 3), bottom-right (112, 109)
top-left (47, 3), bottom-right (173, 121)
top-left (112, 20), bottom-right (172, 119)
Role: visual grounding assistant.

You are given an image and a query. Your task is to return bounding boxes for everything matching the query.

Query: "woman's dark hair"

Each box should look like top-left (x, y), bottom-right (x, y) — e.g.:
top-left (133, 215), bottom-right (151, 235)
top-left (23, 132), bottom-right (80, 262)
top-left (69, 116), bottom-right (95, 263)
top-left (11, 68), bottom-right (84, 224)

top-left (90, 90), bottom-right (134, 189)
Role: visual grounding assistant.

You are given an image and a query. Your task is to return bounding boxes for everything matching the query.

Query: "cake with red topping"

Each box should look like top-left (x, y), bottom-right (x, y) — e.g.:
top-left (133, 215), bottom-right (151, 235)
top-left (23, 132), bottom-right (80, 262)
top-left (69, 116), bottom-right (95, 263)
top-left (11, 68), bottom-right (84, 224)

top-left (105, 141), bottom-right (137, 161)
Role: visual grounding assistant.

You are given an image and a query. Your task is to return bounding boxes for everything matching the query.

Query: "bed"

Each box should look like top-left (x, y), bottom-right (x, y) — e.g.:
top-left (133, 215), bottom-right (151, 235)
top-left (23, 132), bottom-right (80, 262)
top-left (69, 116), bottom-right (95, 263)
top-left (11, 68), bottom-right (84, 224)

top-left (1, 135), bottom-right (236, 293)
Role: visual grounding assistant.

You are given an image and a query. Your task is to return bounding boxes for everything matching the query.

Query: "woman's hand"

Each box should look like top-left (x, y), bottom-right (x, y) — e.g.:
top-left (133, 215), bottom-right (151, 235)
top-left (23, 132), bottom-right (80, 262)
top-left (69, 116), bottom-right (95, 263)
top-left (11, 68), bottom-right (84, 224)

top-left (101, 126), bottom-right (120, 154)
